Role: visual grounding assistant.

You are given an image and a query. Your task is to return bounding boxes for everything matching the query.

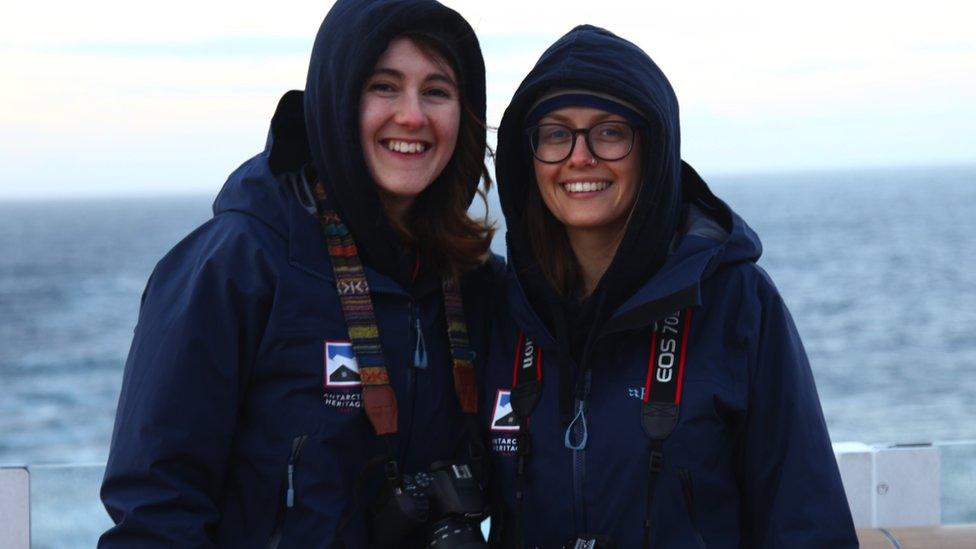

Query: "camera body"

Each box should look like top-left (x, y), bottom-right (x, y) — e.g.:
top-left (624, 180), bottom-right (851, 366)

top-left (370, 461), bottom-right (486, 548)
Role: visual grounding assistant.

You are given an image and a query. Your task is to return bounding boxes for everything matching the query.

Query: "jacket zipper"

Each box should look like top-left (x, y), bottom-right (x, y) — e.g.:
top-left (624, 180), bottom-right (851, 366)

top-left (266, 434), bottom-right (309, 549)
top-left (413, 306), bottom-right (428, 369)
top-left (678, 468), bottom-right (707, 549)
top-left (566, 370), bottom-right (592, 534)
top-left (564, 323), bottom-right (642, 536)
top-left (398, 300), bottom-right (423, 465)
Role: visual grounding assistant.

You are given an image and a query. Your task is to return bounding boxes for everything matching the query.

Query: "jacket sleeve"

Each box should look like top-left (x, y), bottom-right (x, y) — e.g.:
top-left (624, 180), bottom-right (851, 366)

top-left (737, 279), bottom-right (858, 548)
top-left (99, 215), bottom-right (274, 547)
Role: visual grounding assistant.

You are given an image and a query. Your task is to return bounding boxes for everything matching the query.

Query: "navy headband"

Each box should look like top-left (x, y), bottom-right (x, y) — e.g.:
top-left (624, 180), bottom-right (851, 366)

top-left (525, 91), bottom-right (646, 127)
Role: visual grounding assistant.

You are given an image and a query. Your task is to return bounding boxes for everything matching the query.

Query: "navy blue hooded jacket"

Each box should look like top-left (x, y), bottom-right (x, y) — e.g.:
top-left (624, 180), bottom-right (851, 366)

top-left (99, 1), bottom-right (495, 547)
top-left (481, 26), bottom-right (857, 547)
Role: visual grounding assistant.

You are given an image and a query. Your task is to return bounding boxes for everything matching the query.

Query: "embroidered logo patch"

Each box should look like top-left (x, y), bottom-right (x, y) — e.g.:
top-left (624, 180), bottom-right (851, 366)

top-left (323, 341), bottom-right (362, 411)
top-left (490, 389), bottom-right (519, 432)
top-left (324, 341), bottom-right (361, 387)
top-left (490, 389), bottom-right (519, 456)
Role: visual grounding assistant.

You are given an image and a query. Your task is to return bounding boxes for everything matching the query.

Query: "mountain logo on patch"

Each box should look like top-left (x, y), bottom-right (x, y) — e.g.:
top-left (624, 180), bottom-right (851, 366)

top-left (325, 341), bottom-right (360, 387)
top-left (491, 389), bottom-right (519, 432)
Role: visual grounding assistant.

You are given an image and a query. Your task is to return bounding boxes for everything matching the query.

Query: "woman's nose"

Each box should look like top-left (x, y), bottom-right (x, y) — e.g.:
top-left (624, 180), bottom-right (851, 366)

top-left (566, 133), bottom-right (597, 168)
top-left (393, 93), bottom-right (425, 129)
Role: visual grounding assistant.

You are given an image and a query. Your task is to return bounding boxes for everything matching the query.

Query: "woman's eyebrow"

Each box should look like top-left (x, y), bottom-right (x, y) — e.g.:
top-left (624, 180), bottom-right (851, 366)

top-left (425, 73), bottom-right (458, 88)
top-left (369, 67), bottom-right (403, 79)
top-left (539, 112), bottom-right (622, 125)
top-left (538, 113), bottom-right (570, 124)
top-left (368, 68), bottom-right (457, 89)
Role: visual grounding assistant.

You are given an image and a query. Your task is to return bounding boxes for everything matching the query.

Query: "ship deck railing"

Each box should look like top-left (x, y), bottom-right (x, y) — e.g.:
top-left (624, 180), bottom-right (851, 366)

top-left (2, 440), bottom-right (975, 548)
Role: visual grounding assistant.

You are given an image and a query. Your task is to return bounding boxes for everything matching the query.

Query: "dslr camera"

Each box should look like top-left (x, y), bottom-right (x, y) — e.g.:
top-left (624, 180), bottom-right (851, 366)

top-left (370, 461), bottom-right (487, 548)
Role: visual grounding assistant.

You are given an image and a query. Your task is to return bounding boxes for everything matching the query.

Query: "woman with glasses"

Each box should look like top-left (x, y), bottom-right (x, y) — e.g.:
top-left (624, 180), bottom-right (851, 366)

top-left (481, 25), bottom-right (857, 547)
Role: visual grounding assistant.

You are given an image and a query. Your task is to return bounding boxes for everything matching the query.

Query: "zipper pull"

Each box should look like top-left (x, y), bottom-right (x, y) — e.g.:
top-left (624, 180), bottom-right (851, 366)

top-left (286, 464), bottom-right (295, 508)
top-left (413, 316), bottom-right (428, 369)
top-left (565, 371), bottom-right (591, 450)
top-left (564, 399), bottom-right (588, 450)
top-left (285, 435), bottom-right (307, 509)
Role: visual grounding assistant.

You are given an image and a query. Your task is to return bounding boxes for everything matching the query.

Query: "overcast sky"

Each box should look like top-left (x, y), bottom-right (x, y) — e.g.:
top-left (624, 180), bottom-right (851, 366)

top-left (2, 0), bottom-right (974, 199)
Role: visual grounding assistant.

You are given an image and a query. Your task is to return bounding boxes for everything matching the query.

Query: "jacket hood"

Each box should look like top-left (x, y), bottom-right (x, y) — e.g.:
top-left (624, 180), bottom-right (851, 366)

top-left (303, 0), bottom-right (487, 283)
top-left (211, 103), bottom-right (338, 289)
top-left (496, 25), bottom-right (685, 353)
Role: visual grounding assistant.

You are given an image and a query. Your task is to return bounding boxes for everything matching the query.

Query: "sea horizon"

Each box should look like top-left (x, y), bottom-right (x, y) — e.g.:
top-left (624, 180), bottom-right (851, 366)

top-left (1, 163), bottom-right (975, 466)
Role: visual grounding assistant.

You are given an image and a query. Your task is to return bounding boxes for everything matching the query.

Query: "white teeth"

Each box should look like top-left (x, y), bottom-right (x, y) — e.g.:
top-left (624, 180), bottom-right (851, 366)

top-left (563, 181), bottom-right (610, 193)
top-left (386, 140), bottom-right (427, 154)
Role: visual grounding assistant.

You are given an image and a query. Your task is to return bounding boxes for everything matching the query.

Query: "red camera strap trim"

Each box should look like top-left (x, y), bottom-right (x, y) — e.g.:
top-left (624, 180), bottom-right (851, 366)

top-left (643, 307), bottom-right (693, 406)
top-left (512, 331), bottom-right (543, 387)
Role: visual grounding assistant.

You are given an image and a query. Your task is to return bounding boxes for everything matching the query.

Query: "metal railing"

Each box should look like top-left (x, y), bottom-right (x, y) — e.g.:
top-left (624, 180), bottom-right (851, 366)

top-left (2, 441), bottom-right (975, 548)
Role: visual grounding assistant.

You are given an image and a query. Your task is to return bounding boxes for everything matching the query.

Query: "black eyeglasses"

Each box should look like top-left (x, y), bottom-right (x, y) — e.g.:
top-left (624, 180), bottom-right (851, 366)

top-left (526, 121), bottom-right (638, 164)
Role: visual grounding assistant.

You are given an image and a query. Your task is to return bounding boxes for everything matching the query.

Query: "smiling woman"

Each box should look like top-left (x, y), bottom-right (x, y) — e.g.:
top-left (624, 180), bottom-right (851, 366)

top-left (481, 25), bottom-right (859, 547)
top-left (97, 1), bottom-right (497, 548)
top-left (529, 106), bottom-right (643, 295)
top-left (359, 37), bottom-right (461, 222)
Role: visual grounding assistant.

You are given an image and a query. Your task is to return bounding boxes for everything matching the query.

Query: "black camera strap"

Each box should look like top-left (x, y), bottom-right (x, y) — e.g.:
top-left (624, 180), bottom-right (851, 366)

top-left (640, 307), bottom-right (692, 549)
top-left (509, 332), bottom-right (543, 549)
top-left (506, 308), bottom-right (692, 549)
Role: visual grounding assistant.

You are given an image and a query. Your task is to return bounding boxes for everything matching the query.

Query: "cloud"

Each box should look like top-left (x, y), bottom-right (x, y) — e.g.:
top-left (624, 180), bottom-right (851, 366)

top-left (1, 0), bottom-right (324, 46)
top-left (40, 37), bottom-right (312, 59)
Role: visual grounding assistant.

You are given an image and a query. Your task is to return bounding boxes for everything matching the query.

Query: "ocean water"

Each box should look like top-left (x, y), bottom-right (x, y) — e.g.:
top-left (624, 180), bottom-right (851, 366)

top-left (0, 166), bottom-right (974, 467)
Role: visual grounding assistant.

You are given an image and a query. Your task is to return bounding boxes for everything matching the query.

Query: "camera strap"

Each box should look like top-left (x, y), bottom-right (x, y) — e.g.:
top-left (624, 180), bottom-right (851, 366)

top-left (312, 181), bottom-right (486, 548)
top-left (444, 273), bottom-right (490, 483)
top-left (509, 332), bottom-right (543, 549)
top-left (312, 181), bottom-right (480, 438)
top-left (640, 307), bottom-right (692, 549)
top-left (506, 308), bottom-right (692, 549)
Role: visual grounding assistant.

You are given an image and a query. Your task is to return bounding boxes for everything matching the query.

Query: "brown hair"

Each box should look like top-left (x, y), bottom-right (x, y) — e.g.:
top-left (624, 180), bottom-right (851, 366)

top-left (523, 176), bottom-right (580, 297)
top-left (384, 33), bottom-right (495, 278)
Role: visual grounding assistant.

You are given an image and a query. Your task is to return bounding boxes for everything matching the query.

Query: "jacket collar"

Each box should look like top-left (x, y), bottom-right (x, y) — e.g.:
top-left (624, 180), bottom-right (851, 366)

top-left (504, 234), bottom-right (711, 354)
top-left (505, 201), bottom-right (760, 350)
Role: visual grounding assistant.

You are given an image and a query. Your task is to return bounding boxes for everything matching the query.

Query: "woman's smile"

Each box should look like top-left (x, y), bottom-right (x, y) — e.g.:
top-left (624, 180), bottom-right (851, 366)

top-left (560, 179), bottom-right (613, 195)
top-left (381, 139), bottom-right (430, 154)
